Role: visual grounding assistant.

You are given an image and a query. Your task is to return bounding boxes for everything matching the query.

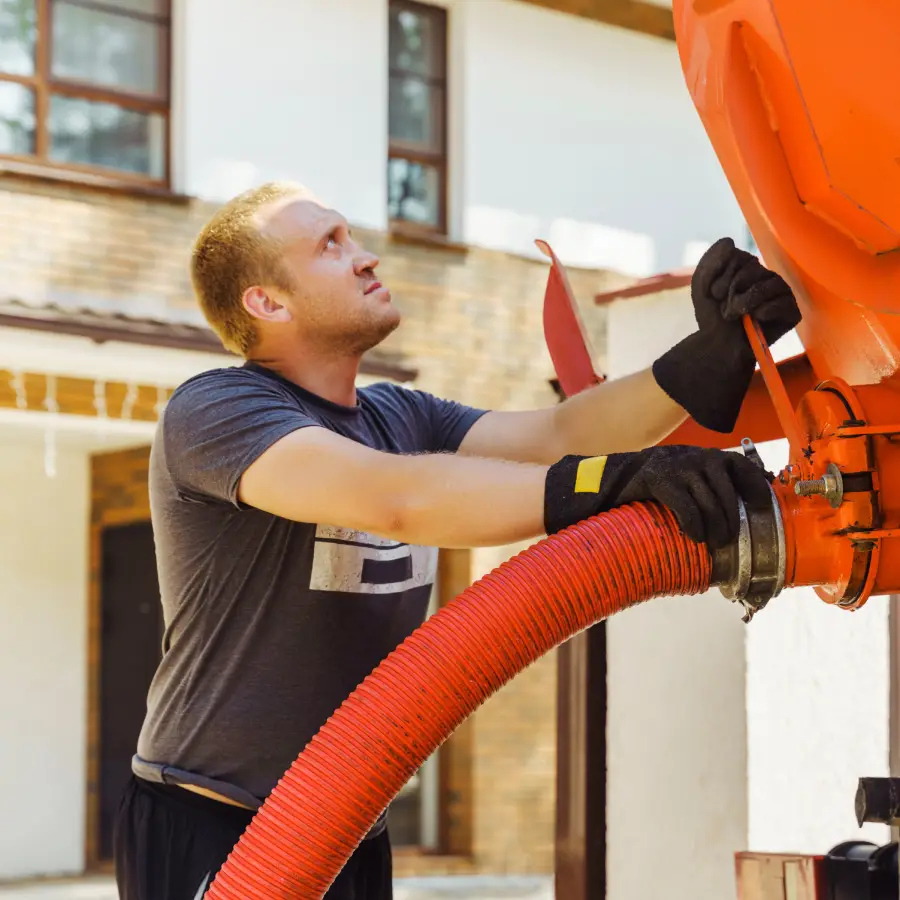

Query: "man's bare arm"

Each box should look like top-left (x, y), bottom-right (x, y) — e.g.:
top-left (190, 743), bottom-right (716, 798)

top-left (457, 368), bottom-right (687, 465)
top-left (238, 426), bottom-right (548, 548)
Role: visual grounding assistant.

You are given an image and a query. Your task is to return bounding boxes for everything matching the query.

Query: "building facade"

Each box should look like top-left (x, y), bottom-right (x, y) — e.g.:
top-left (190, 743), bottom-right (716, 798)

top-left (0, 0), bottom-right (809, 895)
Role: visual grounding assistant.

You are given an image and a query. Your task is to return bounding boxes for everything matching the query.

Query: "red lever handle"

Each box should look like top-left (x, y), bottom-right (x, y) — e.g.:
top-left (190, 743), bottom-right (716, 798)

top-left (742, 315), bottom-right (810, 475)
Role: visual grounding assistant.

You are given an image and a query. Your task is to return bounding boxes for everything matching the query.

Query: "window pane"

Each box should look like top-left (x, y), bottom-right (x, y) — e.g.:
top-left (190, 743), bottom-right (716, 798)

top-left (0, 80), bottom-right (35, 153)
top-left (101, 0), bottom-right (168, 15)
top-left (389, 75), bottom-right (442, 153)
top-left (389, 4), bottom-right (442, 78)
top-left (52, 0), bottom-right (164, 96)
top-left (49, 94), bottom-right (165, 177)
top-left (389, 768), bottom-right (424, 847)
top-left (388, 157), bottom-right (440, 228)
top-left (0, 0), bottom-right (37, 76)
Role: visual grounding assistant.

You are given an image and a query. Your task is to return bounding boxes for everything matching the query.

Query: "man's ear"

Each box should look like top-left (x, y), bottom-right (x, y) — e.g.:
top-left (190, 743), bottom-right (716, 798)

top-left (243, 286), bottom-right (292, 323)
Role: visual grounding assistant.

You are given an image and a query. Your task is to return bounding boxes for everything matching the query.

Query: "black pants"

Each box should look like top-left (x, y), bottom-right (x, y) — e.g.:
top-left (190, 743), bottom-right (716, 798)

top-left (114, 775), bottom-right (393, 900)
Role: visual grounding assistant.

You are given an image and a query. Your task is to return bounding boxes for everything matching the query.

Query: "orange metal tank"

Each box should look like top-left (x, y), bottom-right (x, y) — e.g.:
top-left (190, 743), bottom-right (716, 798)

top-left (540, 2), bottom-right (900, 610)
top-left (672, 0), bottom-right (900, 387)
top-left (662, 0), bottom-right (900, 608)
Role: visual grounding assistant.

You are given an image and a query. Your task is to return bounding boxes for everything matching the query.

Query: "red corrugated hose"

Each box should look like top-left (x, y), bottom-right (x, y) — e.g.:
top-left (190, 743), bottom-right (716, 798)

top-left (206, 502), bottom-right (712, 899)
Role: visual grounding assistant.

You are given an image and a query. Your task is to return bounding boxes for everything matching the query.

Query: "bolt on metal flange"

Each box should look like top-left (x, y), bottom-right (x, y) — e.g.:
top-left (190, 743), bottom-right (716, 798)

top-left (794, 463), bottom-right (844, 508)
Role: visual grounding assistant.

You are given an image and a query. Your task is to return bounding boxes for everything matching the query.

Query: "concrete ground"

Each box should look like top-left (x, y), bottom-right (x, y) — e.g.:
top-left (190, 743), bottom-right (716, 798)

top-left (0, 875), bottom-right (554, 899)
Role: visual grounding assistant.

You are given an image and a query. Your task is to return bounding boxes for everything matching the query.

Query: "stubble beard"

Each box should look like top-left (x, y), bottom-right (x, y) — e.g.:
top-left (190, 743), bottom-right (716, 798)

top-left (329, 304), bottom-right (401, 356)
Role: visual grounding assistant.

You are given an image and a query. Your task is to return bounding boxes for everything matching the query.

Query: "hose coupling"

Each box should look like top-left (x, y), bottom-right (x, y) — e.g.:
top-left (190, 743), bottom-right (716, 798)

top-left (711, 487), bottom-right (787, 623)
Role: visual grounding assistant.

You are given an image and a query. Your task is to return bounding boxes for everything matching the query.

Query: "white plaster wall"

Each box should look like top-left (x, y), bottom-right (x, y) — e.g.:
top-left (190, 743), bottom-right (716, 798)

top-left (456, 0), bottom-right (745, 275)
top-left (0, 437), bottom-right (90, 880)
top-left (605, 291), bottom-right (891, 899)
top-left (174, 0), bottom-right (745, 275)
top-left (746, 433), bottom-right (891, 854)
top-left (605, 291), bottom-right (748, 900)
top-left (606, 595), bottom-right (750, 900)
top-left (177, 0), bottom-right (389, 230)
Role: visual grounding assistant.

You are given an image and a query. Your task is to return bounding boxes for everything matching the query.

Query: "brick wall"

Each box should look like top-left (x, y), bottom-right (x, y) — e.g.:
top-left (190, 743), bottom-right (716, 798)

top-left (90, 445), bottom-right (152, 557)
top-left (468, 539), bottom-right (562, 875)
top-left (3, 175), bottom-right (618, 877)
top-left (0, 177), bottom-right (615, 411)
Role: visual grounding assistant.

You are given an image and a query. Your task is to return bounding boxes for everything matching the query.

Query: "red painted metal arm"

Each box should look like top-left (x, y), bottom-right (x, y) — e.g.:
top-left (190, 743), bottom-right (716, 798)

top-left (537, 240), bottom-right (605, 398)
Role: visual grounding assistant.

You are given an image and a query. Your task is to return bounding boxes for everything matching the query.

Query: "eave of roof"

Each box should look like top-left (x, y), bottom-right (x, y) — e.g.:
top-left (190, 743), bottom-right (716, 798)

top-left (0, 298), bottom-right (419, 383)
top-left (594, 268), bottom-right (694, 305)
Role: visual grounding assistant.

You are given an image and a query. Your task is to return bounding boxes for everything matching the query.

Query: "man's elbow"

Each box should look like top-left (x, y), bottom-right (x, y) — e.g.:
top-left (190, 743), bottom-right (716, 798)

top-left (365, 489), bottom-right (439, 546)
top-left (324, 482), bottom-right (417, 544)
top-left (376, 495), bottom-right (422, 545)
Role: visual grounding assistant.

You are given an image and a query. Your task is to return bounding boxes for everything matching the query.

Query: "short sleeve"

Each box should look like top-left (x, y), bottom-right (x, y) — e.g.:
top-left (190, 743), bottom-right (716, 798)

top-left (401, 388), bottom-right (488, 453)
top-left (162, 368), bottom-right (319, 506)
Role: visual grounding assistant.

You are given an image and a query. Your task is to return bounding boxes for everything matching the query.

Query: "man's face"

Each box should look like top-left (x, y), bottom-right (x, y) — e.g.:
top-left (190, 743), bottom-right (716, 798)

top-left (252, 194), bottom-right (400, 355)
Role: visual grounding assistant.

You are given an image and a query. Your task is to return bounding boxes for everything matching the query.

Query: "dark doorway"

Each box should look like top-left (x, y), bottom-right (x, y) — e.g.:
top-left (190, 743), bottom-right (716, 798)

top-left (555, 623), bottom-right (607, 900)
top-left (98, 520), bottom-right (163, 861)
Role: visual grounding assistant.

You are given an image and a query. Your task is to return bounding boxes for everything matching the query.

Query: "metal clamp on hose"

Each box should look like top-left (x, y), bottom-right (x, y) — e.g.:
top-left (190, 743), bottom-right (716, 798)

top-left (711, 439), bottom-right (787, 622)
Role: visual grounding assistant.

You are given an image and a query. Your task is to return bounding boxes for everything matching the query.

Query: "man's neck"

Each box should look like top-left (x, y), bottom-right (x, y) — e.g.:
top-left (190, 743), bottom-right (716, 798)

top-left (247, 351), bottom-right (361, 408)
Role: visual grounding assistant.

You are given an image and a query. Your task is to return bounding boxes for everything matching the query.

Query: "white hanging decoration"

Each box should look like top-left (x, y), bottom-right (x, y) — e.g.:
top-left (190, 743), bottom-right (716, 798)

top-left (94, 379), bottom-right (108, 442)
top-left (43, 374), bottom-right (59, 479)
top-left (9, 370), bottom-right (27, 410)
top-left (94, 379), bottom-right (107, 418)
top-left (154, 385), bottom-right (168, 419)
top-left (121, 382), bottom-right (138, 421)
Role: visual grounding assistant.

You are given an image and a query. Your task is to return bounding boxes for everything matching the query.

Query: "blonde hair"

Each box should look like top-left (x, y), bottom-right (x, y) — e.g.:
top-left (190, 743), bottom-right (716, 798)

top-left (190, 181), bottom-right (306, 355)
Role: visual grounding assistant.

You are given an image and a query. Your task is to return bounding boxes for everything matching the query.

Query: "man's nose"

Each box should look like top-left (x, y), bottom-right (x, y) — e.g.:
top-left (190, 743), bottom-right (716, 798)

top-left (354, 247), bottom-right (379, 275)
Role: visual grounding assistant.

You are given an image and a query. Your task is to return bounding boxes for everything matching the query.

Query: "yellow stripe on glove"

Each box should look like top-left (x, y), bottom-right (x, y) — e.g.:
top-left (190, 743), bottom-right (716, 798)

top-left (574, 456), bottom-right (608, 494)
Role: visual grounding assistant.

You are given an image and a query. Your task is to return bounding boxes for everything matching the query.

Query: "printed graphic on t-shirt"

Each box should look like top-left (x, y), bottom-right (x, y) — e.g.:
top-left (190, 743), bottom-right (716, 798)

top-left (193, 872), bottom-right (210, 899)
top-left (309, 524), bottom-right (437, 594)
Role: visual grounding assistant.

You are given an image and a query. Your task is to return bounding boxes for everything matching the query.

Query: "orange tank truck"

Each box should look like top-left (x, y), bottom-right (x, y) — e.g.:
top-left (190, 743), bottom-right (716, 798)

top-left (542, 0), bottom-right (900, 621)
top-left (672, 0), bottom-right (900, 614)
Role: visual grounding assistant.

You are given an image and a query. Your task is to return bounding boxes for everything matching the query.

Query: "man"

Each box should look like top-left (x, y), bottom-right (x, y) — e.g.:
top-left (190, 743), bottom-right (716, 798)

top-left (114, 181), bottom-right (800, 900)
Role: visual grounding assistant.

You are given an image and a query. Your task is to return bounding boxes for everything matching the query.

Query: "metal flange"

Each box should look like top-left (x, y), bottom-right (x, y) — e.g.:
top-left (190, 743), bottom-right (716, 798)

top-left (712, 484), bottom-right (787, 622)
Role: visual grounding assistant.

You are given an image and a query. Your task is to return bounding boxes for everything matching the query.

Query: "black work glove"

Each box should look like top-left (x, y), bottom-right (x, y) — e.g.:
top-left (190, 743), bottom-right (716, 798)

top-left (545, 445), bottom-right (773, 551)
top-left (652, 237), bottom-right (802, 433)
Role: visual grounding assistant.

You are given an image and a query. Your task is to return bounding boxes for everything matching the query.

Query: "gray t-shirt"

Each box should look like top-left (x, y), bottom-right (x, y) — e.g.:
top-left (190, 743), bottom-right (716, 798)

top-left (135, 362), bottom-right (486, 810)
